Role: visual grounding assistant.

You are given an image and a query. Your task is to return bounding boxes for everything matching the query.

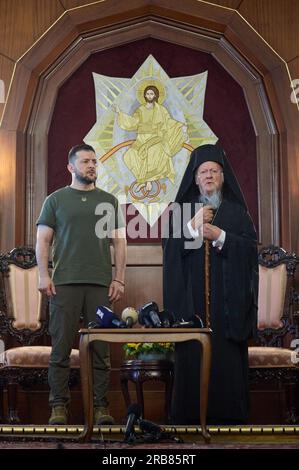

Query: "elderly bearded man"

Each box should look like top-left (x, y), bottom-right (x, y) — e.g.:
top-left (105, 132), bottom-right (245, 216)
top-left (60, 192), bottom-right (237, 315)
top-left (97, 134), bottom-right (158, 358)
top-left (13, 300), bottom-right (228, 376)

top-left (163, 144), bottom-right (258, 425)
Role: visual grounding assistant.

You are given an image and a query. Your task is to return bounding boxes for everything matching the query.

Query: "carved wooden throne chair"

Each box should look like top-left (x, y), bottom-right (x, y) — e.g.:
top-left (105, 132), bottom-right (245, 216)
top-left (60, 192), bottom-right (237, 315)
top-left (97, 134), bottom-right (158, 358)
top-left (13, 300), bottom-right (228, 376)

top-left (0, 247), bottom-right (80, 423)
top-left (249, 245), bottom-right (299, 423)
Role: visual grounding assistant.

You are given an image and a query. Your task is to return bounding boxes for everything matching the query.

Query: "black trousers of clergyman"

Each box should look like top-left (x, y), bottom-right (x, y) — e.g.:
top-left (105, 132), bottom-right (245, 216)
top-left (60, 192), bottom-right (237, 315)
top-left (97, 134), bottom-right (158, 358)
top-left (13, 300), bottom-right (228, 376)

top-left (49, 284), bottom-right (111, 407)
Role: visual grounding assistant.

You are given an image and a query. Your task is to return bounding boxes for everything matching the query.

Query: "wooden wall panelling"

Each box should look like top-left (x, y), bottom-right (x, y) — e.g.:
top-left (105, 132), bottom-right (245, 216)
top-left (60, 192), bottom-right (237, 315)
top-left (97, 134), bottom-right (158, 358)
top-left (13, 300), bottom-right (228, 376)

top-left (212, 37), bottom-right (279, 246)
top-left (65, 0), bottom-right (233, 31)
top-left (60, 0), bottom-right (94, 9)
top-left (238, 0), bottom-right (299, 62)
top-left (206, 0), bottom-right (243, 7)
top-left (0, 55), bottom-right (15, 122)
top-left (66, 0), bottom-right (153, 28)
top-left (0, 128), bottom-right (26, 247)
top-left (228, 7), bottom-right (285, 72)
top-left (271, 60), bottom-right (299, 253)
top-left (244, 76), bottom-right (282, 246)
top-left (1, 63), bottom-right (32, 132)
top-left (224, 11), bottom-right (298, 250)
top-left (75, 13), bottom-right (226, 45)
top-left (0, 0), bottom-right (65, 61)
top-left (114, 266), bottom-right (164, 315)
top-left (1, 12), bottom-right (78, 130)
top-left (24, 22), bottom-right (79, 77)
top-left (0, 0), bottom-right (232, 129)
top-left (261, 67), bottom-right (294, 250)
top-left (149, 0), bottom-right (234, 26)
top-left (0, 62), bottom-right (32, 248)
top-left (288, 56), bottom-right (299, 92)
top-left (112, 245), bottom-right (163, 317)
top-left (224, 26), bottom-right (270, 78)
top-left (3, 387), bottom-right (168, 425)
top-left (15, 130), bottom-right (26, 245)
top-left (84, 19), bottom-right (220, 55)
top-left (0, 0), bottom-right (65, 124)
top-left (125, 245), bottom-right (162, 266)
top-left (0, 129), bottom-right (17, 248)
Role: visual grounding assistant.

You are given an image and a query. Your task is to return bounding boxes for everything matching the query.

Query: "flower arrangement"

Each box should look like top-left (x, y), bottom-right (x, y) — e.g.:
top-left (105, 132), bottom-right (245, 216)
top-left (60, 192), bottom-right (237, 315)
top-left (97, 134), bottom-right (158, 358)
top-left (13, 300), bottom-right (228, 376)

top-left (123, 342), bottom-right (174, 358)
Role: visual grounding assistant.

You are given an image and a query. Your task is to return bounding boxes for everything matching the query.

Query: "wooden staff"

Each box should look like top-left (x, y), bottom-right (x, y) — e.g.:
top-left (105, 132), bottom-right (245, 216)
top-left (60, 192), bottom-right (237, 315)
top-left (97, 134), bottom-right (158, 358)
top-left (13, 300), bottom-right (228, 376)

top-left (204, 239), bottom-right (211, 328)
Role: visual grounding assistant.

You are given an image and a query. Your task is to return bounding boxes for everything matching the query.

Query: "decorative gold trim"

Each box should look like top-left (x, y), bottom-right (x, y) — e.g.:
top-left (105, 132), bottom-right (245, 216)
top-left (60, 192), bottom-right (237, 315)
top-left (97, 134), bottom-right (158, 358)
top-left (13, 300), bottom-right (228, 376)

top-left (0, 1), bottom-right (106, 126)
top-left (0, 425), bottom-right (299, 435)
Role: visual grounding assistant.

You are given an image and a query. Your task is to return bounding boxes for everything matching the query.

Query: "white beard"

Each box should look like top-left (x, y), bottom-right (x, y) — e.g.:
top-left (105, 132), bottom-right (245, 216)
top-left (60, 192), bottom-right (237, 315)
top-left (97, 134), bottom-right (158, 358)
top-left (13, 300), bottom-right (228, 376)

top-left (199, 190), bottom-right (222, 210)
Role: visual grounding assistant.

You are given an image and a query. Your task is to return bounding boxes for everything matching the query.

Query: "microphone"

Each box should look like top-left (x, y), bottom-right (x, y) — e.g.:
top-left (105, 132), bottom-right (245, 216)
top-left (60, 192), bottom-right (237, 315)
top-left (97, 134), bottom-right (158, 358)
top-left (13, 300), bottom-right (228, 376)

top-left (138, 418), bottom-right (183, 444)
top-left (121, 307), bottom-right (138, 328)
top-left (124, 403), bottom-right (141, 443)
top-left (138, 419), bottom-right (172, 442)
top-left (138, 309), bottom-right (152, 328)
top-left (172, 318), bottom-right (194, 328)
top-left (95, 305), bottom-right (126, 328)
top-left (138, 302), bottom-right (162, 328)
top-left (172, 316), bottom-right (204, 328)
top-left (138, 418), bottom-right (165, 435)
top-left (158, 310), bottom-right (175, 328)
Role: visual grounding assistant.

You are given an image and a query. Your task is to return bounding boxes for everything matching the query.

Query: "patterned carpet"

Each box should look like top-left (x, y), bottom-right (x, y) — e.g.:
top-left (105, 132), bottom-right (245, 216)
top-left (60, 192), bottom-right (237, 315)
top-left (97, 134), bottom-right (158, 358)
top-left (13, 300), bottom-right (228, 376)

top-left (0, 440), bottom-right (298, 448)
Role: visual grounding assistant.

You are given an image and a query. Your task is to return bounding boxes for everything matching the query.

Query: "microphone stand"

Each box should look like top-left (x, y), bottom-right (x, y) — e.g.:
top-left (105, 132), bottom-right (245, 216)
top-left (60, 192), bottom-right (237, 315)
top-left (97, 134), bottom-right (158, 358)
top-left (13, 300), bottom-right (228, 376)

top-left (124, 431), bottom-right (137, 444)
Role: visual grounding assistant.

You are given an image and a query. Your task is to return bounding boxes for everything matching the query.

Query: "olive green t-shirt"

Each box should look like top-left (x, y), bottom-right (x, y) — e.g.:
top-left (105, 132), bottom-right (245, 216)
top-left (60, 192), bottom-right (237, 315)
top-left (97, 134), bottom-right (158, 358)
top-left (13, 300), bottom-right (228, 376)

top-left (36, 186), bottom-right (125, 286)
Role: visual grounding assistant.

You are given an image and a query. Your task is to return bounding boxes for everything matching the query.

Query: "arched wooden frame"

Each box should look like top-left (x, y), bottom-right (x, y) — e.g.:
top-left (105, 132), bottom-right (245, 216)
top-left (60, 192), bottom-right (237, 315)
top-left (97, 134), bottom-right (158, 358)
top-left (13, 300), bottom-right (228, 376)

top-left (0, 1), bottom-right (296, 253)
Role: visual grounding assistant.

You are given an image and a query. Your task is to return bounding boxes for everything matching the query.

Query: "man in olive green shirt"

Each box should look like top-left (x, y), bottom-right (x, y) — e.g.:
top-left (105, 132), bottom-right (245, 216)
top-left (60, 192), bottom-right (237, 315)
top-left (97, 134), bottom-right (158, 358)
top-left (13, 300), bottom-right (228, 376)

top-left (36, 143), bottom-right (126, 425)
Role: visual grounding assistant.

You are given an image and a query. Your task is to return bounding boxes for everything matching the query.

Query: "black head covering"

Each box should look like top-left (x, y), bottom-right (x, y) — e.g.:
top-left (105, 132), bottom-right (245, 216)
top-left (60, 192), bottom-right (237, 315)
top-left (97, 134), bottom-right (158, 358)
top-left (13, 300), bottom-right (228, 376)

top-left (175, 144), bottom-right (247, 209)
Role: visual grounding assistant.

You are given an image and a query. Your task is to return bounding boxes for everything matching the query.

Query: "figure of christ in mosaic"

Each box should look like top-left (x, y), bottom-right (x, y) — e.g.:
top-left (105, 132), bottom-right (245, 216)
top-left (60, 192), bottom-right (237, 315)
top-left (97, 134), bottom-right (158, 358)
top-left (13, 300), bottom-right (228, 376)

top-left (113, 83), bottom-right (187, 193)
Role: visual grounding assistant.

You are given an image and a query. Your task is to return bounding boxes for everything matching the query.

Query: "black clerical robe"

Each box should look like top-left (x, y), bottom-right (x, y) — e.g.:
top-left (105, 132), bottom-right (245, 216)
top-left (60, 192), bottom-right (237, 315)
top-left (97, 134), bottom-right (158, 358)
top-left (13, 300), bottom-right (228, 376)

top-left (163, 197), bottom-right (258, 424)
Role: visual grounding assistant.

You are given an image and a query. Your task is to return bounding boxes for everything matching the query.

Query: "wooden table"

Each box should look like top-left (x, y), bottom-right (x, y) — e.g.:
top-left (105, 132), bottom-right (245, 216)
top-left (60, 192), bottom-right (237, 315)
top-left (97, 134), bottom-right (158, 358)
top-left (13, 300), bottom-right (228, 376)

top-left (79, 327), bottom-right (212, 443)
